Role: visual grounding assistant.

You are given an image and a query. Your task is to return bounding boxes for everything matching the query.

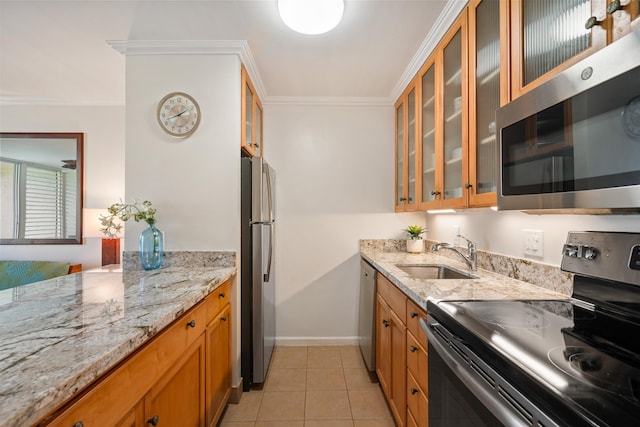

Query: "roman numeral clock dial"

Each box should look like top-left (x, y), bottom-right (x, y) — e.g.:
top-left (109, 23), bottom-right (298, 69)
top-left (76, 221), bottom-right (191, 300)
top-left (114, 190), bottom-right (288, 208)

top-left (157, 92), bottom-right (201, 138)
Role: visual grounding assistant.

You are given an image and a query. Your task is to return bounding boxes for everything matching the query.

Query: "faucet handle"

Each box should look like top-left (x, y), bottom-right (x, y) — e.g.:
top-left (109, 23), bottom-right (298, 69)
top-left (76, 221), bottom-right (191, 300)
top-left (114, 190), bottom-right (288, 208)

top-left (456, 234), bottom-right (475, 249)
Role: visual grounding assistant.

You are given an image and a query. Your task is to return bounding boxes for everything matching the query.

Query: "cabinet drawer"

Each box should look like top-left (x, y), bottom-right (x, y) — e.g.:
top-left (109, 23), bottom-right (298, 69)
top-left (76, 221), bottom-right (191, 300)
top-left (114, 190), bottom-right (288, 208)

top-left (206, 280), bottom-right (231, 321)
top-left (406, 331), bottom-right (428, 394)
top-left (377, 272), bottom-right (407, 324)
top-left (407, 370), bottom-right (429, 427)
top-left (45, 300), bottom-right (207, 426)
top-left (406, 299), bottom-right (428, 350)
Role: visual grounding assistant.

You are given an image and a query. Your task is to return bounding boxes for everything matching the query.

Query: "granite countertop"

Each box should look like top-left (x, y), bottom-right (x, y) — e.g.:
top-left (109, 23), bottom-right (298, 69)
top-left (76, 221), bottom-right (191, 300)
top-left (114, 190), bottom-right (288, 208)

top-left (0, 266), bottom-right (236, 427)
top-left (361, 248), bottom-right (568, 312)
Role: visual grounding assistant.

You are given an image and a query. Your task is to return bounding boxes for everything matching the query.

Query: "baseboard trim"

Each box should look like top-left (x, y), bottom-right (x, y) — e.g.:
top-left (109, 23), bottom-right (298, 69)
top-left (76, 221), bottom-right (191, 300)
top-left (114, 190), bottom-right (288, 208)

top-left (275, 336), bottom-right (359, 346)
top-left (229, 378), bottom-right (243, 404)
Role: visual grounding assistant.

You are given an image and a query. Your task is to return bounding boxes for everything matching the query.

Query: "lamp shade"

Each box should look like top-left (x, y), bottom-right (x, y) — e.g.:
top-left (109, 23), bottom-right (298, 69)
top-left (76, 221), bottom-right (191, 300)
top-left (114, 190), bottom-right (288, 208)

top-left (278, 0), bottom-right (344, 35)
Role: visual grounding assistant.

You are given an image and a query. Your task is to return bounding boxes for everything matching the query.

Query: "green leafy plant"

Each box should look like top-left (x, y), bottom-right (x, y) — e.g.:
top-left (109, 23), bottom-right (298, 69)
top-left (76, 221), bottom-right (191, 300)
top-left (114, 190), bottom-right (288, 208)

top-left (404, 225), bottom-right (426, 240)
top-left (99, 200), bottom-right (157, 238)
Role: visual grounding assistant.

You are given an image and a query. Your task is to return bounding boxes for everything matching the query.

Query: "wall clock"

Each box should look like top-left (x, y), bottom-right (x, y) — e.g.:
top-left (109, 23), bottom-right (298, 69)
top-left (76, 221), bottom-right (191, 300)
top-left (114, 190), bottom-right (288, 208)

top-left (157, 92), bottom-right (201, 138)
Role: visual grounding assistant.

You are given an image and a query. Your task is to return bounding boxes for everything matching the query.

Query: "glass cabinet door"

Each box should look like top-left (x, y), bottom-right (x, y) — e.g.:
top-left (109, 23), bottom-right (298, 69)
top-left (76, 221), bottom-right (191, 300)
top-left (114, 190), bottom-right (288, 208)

top-left (395, 102), bottom-right (405, 208)
top-left (512, 0), bottom-right (606, 97)
top-left (407, 88), bottom-right (417, 207)
top-left (469, 0), bottom-right (502, 206)
top-left (441, 20), bottom-right (466, 205)
top-left (420, 62), bottom-right (437, 205)
top-left (245, 82), bottom-right (254, 151)
top-left (255, 102), bottom-right (263, 156)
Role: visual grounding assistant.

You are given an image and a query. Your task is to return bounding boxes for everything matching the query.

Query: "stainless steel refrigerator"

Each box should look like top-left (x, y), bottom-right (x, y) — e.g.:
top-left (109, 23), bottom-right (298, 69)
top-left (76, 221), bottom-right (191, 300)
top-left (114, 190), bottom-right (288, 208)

top-left (241, 157), bottom-right (276, 391)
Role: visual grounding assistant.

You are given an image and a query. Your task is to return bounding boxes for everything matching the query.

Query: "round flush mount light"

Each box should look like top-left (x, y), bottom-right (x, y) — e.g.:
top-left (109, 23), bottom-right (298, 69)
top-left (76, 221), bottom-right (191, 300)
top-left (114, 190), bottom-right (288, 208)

top-left (278, 0), bottom-right (345, 35)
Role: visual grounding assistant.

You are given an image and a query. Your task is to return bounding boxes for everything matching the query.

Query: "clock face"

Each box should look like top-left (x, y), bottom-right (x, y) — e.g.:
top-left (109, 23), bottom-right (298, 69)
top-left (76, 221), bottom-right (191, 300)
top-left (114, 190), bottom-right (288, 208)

top-left (157, 92), bottom-right (201, 138)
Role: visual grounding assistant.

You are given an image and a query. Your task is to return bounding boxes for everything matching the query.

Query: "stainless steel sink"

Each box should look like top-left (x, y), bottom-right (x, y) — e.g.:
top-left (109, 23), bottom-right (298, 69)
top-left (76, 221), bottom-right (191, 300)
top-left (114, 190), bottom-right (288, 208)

top-left (395, 264), bottom-right (477, 280)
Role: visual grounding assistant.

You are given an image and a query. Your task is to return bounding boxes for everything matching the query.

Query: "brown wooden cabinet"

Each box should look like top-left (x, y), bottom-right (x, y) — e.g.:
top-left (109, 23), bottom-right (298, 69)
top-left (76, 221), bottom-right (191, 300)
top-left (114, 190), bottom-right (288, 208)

top-left (241, 65), bottom-right (263, 157)
top-left (376, 273), bottom-right (407, 427)
top-left (406, 299), bottom-right (429, 427)
top-left (395, 81), bottom-right (419, 211)
top-left (42, 279), bottom-right (233, 427)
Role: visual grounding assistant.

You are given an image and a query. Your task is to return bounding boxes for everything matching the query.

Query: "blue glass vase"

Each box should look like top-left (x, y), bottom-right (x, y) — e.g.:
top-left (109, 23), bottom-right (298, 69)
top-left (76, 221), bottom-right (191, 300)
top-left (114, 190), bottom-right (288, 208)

top-left (139, 222), bottom-right (163, 270)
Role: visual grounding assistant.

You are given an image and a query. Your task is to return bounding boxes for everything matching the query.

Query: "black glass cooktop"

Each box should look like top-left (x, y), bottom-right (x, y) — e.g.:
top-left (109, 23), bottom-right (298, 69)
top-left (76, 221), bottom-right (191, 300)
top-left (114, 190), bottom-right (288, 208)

top-left (430, 299), bottom-right (640, 426)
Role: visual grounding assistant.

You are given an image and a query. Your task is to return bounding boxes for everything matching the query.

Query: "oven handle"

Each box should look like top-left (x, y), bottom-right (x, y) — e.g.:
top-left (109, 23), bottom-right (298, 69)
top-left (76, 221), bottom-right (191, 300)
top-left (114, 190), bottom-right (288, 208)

top-left (421, 318), bottom-right (559, 427)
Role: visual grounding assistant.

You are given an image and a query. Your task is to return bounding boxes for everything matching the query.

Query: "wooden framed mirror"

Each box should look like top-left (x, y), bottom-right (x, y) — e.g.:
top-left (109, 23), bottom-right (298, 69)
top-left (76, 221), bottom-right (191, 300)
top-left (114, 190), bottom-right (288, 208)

top-left (0, 132), bottom-right (84, 245)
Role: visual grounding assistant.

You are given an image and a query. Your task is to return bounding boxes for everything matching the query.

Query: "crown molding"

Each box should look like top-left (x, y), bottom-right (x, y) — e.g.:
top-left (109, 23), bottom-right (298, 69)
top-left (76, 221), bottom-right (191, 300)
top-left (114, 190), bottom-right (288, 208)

top-left (263, 96), bottom-right (393, 106)
top-left (390, 0), bottom-right (468, 102)
top-left (106, 39), bottom-right (267, 101)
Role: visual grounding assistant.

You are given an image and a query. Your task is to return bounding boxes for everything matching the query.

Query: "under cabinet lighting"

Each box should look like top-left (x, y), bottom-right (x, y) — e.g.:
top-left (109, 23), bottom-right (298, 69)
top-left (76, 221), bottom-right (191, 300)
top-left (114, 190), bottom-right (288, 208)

top-left (490, 206), bottom-right (498, 211)
top-left (427, 209), bottom-right (457, 214)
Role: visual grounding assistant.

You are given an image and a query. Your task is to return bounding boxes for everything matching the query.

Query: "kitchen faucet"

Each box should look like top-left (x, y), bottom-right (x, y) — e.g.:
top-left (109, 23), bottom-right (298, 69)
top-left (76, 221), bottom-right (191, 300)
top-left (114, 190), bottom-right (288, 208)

top-left (431, 234), bottom-right (477, 271)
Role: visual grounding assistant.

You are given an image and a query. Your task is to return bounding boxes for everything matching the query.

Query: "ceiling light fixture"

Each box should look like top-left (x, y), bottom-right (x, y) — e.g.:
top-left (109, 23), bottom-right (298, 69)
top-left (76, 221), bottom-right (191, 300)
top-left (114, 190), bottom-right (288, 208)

top-left (278, 0), bottom-right (344, 35)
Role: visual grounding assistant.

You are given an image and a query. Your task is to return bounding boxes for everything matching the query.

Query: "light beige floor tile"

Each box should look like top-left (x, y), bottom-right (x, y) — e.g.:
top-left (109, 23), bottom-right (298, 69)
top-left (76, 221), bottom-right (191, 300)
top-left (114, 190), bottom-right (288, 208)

top-left (255, 422), bottom-right (304, 427)
top-left (307, 348), bottom-right (342, 369)
top-left (221, 390), bottom-right (263, 422)
top-left (271, 348), bottom-right (308, 369)
top-left (306, 368), bottom-right (346, 390)
top-left (305, 390), bottom-right (352, 420)
top-left (348, 389), bottom-right (393, 420)
top-left (353, 420), bottom-right (396, 427)
top-left (344, 368), bottom-right (379, 391)
top-left (305, 420), bottom-right (355, 427)
top-left (276, 345), bottom-right (309, 352)
top-left (257, 391), bottom-right (306, 421)
top-left (219, 422), bottom-right (255, 427)
top-left (265, 368), bottom-right (307, 391)
top-left (340, 349), bottom-right (367, 369)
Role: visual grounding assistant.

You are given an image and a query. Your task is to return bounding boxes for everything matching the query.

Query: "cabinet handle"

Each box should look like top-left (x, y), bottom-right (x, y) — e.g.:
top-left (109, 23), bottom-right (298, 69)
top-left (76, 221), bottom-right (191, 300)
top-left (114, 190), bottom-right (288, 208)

top-left (410, 387), bottom-right (419, 395)
top-left (382, 319), bottom-right (390, 328)
top-left (430, 190), bottom-right (441, 196)
top-left (187, 320), bottom-right (196, 328)
top-left (410, 312), bottom-right (418, 318)
top-left (607, 0), bottom-right (624, 14)
top-left (585, 15), bottom-right (604, 29)
top-left (410, 346), bottom-right (418, 353)
top-left (73, 423), bottom-right (84, 427)
top-left (219, 292), bottom-right (226, 298)
top-left (465, 183), bottom-right (473, 189)
top-left (147, 415), bottom-right (159, 426)
top-left (399, 197), bottom-right (407, 202)
top-left (221, 316), bottom-right (227, 322)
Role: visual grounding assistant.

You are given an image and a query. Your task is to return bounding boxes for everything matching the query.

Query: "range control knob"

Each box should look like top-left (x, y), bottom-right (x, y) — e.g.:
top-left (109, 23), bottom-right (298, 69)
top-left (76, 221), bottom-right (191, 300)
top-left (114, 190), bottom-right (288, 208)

top-left (583, 246), bottom-right (598, 260)
top-left (563, 244), bottom-right (579, 258)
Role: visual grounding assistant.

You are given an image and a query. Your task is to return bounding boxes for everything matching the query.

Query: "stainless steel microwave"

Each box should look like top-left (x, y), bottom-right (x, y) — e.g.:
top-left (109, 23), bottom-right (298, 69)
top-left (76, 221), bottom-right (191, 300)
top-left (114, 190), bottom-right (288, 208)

top-left (496, 28), bottom-right (640, 213)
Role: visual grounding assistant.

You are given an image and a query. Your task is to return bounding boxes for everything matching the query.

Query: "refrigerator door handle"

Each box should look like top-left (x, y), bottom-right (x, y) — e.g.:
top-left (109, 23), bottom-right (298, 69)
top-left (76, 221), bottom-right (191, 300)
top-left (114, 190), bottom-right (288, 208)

top-left (265, 165), bottom-right (274, 223)
top-left (264, 223), bottom-right (273, 283)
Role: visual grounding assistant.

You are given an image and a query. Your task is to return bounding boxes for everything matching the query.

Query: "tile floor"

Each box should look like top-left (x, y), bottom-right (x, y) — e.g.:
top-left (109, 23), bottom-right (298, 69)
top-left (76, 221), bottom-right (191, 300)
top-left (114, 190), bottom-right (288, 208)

top-left (218, 346), bottom-right (396, 427)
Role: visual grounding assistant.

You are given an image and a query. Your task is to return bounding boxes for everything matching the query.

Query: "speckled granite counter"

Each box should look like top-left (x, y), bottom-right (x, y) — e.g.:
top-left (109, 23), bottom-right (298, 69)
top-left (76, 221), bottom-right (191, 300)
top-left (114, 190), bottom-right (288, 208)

top-left (361, 244), bottom-right (569, 313)
top-left (0, 265), bottom-right (236, 427)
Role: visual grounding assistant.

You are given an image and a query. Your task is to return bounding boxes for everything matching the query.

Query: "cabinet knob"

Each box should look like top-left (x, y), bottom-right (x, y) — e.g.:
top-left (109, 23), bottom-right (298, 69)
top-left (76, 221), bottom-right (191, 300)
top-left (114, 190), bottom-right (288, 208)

top-left (221, 316), bottom-right (228, 322)
top-left (218, 292), bottom-right (226, 298)
top-left (410, 312), bottom-right (418, 319)
top-left (410, 387), bottom-right (419, 395)
top-left (410, 346), bottom-right (418, 353)
top-left (585, 15), bottom-right (604, 29)
top-left (430, 190), bottom-right (441, 196)
top-left (147, 415), bottom-right (159, 426)
top-left (465, 183), bottom-right (473, 189)
top-left (382, 319), bottom-right (390, 328)
top-left (187, 320), bottom-right (196, 328)
top-left (607, 0), bottom-right (623, 14)
top-left (73, 423), bottom-right (84, 427)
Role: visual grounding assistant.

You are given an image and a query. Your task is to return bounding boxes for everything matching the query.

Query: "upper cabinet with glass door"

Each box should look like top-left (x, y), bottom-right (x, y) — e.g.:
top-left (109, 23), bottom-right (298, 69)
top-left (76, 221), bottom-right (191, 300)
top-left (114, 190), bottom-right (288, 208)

top-left (511, 0), bottom-right (628, 98)
top-left (440, 11), bottom-right (468, 209)
top-left (241, 65), bottom-right (263, 157)
top-left (395, 82), bottom-right (419, 212)
top-left (467, 0), bottom-right (509, 207)
top-left (418, 56), bottom-right (439, 209)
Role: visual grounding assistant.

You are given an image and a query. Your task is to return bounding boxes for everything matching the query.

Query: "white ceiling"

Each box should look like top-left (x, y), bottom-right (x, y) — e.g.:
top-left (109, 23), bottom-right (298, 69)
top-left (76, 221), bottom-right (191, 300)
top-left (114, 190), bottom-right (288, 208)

top-left (0, 0), bottom-right (458, 106)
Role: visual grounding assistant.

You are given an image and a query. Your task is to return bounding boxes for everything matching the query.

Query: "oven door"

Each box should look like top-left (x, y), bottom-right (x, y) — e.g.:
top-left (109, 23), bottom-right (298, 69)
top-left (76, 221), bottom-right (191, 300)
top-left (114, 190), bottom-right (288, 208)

top-left (422, 317), bottom-right (559, 427)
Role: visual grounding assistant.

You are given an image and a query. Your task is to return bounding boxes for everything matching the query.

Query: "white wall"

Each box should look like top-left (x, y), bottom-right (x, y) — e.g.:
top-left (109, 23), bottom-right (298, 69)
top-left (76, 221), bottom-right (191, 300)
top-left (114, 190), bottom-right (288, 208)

top-left (265, 103), bottom-right (425, 344)
top-left (426, 208), bottom-right (640, 266)
top-left (124, 55), bottom-right (241, 251)
top-left (0, 105), bottom-right (125, 269)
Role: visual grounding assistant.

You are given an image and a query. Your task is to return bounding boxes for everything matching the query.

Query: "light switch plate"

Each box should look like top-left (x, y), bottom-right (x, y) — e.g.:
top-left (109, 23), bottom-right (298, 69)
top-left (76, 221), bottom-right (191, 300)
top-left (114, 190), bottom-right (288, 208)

top-left (523, 229), bottom-right (544, 257)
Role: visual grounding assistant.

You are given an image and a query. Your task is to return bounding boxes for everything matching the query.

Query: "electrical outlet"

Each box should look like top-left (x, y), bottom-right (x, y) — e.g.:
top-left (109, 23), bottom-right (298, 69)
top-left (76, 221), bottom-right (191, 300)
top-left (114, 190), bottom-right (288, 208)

top-left (453, 225), bottom-right (460, 246)
top-left (523, 229), bottom-right (544, 257)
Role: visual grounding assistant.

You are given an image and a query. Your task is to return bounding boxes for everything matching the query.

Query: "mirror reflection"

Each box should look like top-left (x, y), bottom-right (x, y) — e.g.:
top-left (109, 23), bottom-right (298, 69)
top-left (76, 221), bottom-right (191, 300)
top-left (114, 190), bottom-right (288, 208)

top-left (0, 133), bottom-right (83, 244)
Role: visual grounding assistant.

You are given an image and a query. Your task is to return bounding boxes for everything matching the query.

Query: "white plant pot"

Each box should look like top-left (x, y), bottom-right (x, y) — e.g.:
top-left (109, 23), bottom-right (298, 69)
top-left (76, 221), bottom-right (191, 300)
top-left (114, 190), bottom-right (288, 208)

top-left (406, 239), bottom-right (424, 253)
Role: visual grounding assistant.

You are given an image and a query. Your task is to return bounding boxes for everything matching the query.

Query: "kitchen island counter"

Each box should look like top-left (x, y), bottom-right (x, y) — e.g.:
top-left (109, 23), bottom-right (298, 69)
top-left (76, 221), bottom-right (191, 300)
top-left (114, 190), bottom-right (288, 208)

top-left (361, 247), bottom-right (568, 311)
top-left (0, 265), bottom-right (236, 427)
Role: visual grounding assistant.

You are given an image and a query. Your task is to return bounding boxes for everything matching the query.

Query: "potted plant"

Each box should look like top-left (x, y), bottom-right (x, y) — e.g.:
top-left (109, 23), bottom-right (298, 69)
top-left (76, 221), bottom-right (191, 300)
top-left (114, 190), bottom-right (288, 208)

top-left (404, 225), bottom-right (426, 253)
